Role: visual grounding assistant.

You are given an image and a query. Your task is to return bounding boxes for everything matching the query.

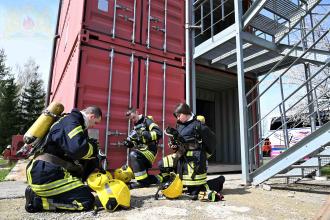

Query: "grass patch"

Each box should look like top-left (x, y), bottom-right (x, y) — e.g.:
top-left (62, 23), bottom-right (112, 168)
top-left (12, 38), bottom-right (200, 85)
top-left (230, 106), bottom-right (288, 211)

top-left (321, 165), bottom-right (330, 177)
top-left (0, 158), bottom-right (16, 182)
top-left (0, 157), bottom-right (8, 166)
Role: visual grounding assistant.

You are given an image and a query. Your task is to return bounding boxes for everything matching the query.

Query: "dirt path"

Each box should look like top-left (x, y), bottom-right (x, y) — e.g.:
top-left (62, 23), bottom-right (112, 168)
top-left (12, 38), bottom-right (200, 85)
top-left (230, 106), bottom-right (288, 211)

top-left (0, 173), bottom-right (329, 220)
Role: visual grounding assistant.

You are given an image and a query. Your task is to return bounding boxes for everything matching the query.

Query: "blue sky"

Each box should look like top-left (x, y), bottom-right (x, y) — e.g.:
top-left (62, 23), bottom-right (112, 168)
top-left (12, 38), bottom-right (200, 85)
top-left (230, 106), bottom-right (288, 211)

top-left (0, 0), bottom-right (59, 86)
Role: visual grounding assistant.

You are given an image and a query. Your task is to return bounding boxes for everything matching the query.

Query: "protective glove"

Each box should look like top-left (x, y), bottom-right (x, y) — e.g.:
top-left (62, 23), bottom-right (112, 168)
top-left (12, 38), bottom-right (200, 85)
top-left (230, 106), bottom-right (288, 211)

top-left (88, 138), bottom-right (100, 158)
top-left (123, 139), bottom-right (135, 148)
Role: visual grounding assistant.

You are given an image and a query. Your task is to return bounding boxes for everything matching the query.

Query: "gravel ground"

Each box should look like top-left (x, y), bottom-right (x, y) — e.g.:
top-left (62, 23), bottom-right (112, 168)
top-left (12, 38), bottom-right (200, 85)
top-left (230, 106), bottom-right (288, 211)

top-left (0, 161), bottom-right (329, 220)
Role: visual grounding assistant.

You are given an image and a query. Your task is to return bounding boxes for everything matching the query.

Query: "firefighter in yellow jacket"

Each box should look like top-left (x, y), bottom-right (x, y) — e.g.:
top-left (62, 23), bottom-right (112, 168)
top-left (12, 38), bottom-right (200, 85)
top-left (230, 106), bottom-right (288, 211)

top-left (25, 106), bottom-right (102, 212)
top-left (158, 103), bottom-right (216, 199)
top-left (124, 107), bottom-right (162, 188)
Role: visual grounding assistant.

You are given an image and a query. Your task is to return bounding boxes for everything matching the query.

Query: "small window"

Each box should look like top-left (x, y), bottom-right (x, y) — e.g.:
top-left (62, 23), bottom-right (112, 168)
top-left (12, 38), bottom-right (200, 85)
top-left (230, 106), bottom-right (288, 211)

top-left (98, 0), bottom-right (109, 12)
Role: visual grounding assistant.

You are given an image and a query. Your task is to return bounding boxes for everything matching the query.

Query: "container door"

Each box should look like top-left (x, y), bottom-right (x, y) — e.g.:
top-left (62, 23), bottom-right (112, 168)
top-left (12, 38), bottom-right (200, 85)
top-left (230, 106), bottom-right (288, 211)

top-left (142, 0), bottom-right (185, 55)
top-left (139, 57), bottom-right (185, 169)
top-left (84, 0), bottom-right (141, 44)
top-left (77, 46), bottom-right (139, 169)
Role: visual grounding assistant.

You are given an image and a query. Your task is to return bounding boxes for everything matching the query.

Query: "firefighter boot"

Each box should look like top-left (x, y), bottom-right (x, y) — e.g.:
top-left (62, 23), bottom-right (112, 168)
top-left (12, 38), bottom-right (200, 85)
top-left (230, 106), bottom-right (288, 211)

top-left (129, 181), bottom-right (150, 189)
top-left (25, 186), bottom-right (42, 213)
top-left (207, 175), bottom-right (225, 192)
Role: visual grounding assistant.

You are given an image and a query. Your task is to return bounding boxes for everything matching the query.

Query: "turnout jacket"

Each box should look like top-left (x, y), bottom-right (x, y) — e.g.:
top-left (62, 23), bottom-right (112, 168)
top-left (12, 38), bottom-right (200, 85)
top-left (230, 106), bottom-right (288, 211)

top-left (133, 115), bottom-right (162, 155)
top-left (26, 109), bottom-right (99, 197)
top-left (175, 116), bottom-right (216, 186)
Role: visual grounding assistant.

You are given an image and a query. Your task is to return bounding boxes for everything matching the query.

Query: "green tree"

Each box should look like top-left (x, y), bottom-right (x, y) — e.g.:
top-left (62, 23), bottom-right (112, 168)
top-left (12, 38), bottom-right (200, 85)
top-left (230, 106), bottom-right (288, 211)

top-left (0, 49), bottom-right (10, 98)
top-left (19, 79), bottom-right (46, 133)
top-left (0, 77), bottom-right (20, 152)
top-left (0, 49), bottom-right (20, 152)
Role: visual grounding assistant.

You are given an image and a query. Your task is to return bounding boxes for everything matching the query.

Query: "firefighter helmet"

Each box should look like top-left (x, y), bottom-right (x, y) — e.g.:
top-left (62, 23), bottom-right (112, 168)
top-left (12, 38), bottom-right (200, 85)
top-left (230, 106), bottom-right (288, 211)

top-left (87, 171), bottom-right (113, 191)
top-left (87, 172), bottom-right (130, 211)
top-left (114, 165), bottom-right (134, 183)
top-left (161, 173), bottom-right (183, 199)
top-left (196, 115), bottom-right (205, 124)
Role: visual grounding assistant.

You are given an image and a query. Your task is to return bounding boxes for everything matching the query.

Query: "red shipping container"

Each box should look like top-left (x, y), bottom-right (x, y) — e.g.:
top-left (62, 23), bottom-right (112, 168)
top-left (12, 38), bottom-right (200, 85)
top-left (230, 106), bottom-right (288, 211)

top-left (49, 38), bottom-right (185, 170)
top-left (55, 0), bottom-right (185, 61)
top-left (84, 0), bottom-right (142, 44)
top-left (141, 0), bottom-right (185, 56)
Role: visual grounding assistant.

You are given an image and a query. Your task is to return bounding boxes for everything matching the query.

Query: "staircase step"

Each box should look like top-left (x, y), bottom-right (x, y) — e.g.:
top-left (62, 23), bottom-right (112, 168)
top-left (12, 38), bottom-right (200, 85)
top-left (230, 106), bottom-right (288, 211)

top-left (275, 0), bottom-right (321, 42)
top-left (251, 121), bottom-right (330, 185)
top-left (250, 14), bottom-right (288, 36)
top-left (264, 0), bottom-right (304, 20)
top-left (291, 165), bottom-right (320, 168)
top-left (314, 155), bottom-right (330, 158)
top-left (273, 174), bottom-right (303, 178)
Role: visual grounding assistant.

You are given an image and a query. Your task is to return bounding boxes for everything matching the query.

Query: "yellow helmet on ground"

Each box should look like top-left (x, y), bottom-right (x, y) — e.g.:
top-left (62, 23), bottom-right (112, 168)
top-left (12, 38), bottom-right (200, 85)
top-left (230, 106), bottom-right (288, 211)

top-left (87, 171), bottom-right (113, 191)
top-left (161, 172), bottom-right (183, 199)
top-left (87, 172), bottom-right (130, 211)
top-left (114, 165), bottom-right (134, 183)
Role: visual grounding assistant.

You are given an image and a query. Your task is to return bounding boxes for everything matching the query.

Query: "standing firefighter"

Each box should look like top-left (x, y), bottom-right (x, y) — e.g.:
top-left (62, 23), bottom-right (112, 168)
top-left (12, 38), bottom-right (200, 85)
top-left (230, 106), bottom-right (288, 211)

top-left (158, 103), bottom-right (216, 199)
top-left (25, 106), bottom-right (102, 212)
top-left (124, 107), bottom-right (162, 188)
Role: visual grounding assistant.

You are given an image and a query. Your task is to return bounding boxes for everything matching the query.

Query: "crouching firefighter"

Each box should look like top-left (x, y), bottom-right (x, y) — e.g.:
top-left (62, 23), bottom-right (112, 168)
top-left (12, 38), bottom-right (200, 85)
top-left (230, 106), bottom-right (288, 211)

top-left (25, 105), bottom-right (103, 212)
top-left (124, 107), bottom-right (162, 189)
top-left (157, 103), bottom-right (217, 200)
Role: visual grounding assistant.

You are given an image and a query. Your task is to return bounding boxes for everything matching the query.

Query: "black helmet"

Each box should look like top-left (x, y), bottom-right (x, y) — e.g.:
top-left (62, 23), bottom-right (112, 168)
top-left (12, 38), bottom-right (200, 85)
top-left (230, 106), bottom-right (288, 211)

top-left (173, 103), bottom-right (191, 117)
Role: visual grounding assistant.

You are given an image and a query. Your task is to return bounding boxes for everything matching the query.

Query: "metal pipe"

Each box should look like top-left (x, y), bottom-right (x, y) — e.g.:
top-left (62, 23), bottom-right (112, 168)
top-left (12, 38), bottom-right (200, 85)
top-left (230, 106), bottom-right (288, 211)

top-left (201, 3), bottom-right (204, 34)
top-left (127, 53), bottom-right (134, 165)
top-left (162, 62), bottom-right (166, 157)
top-left (46, 0), bottom-right (62, 105)
top-left (191, 0), bottom-right (196, 113)
top-left (221, 0), bottom-right (225, 21)
top-left (145, 57), bottom-right (150, 115)
top-left (234, 0), bottom-right (249, 183)
top-left (112, 0), bottom-right (117, 38)
top-left (210, 0), bottom-right (214, 41)
top-left (279, 76), bottom-right (290, 149)
top-left (185, 0), bottom-right (191, 105)
top-left (104, 48), bottom-right (115, 169)
top-left (163, 0), bottom-right (167, 52)
top-left (147, 0), bottom-right (151, 48)
top-left (132, 0), bottom-right (137, 43)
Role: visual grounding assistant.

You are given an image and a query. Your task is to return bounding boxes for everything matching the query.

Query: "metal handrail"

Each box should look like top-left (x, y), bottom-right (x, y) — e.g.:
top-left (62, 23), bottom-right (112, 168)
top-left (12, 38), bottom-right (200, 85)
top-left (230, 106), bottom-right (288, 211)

top-left (249, 78), bottom-right (330, 152)
top-left (246, 11), bottom-right (330, 100)
top-left (247, 26), bottom-right (330, 108)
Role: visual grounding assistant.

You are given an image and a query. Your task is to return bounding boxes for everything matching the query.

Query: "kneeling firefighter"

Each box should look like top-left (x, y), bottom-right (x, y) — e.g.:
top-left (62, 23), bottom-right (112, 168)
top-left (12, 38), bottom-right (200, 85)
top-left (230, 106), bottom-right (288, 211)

top-left (157, 103), bottom-right (221, 200)
top-left (25, 105), bottom-right (104, 212)
top-left (124, 107), bottom-right (162, 188)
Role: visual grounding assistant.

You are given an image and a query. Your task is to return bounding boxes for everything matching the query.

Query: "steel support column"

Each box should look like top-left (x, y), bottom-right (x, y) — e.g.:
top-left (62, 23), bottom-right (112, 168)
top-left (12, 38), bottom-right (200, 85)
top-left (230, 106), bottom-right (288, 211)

top-left (191, 0), bottom-right (196, 113)
top-left (185, 0), bottom-right (191, 105)
top-left (234, 0), bottom-right (249, 184)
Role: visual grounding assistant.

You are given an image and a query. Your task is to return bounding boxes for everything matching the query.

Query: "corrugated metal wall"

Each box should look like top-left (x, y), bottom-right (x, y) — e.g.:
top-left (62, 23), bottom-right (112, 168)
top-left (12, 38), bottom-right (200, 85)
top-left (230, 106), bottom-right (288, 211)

top-left (196, 66), bottom-right (256, 164)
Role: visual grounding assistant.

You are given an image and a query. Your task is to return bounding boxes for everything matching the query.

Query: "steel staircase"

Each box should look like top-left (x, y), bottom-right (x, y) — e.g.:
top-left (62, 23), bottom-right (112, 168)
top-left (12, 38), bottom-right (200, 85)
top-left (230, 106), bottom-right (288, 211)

top-left (251, 122), bottom-right (330, 185)
top-left (272, 147), bottom-right (330, 182)
top-left (192, 0), bottom-right (330, 185)
top-left (193, 0), bottom-right (325, 75)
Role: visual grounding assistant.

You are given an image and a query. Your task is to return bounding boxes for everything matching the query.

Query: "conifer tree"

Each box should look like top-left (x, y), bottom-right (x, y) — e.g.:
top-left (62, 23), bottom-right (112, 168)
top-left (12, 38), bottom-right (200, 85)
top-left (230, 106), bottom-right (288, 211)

top-left (0, 49), bottom-right (20, 152)
top-left (0, 77), bottom-right (20, 151)
top-left (19, 79), bottom-right (46, 133)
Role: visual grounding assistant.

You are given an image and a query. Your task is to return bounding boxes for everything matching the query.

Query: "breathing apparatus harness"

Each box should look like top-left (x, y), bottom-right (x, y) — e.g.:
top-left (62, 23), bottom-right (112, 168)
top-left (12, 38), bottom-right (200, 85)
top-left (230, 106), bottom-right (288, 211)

top-left (164, 121), bottom-right (203, 181)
